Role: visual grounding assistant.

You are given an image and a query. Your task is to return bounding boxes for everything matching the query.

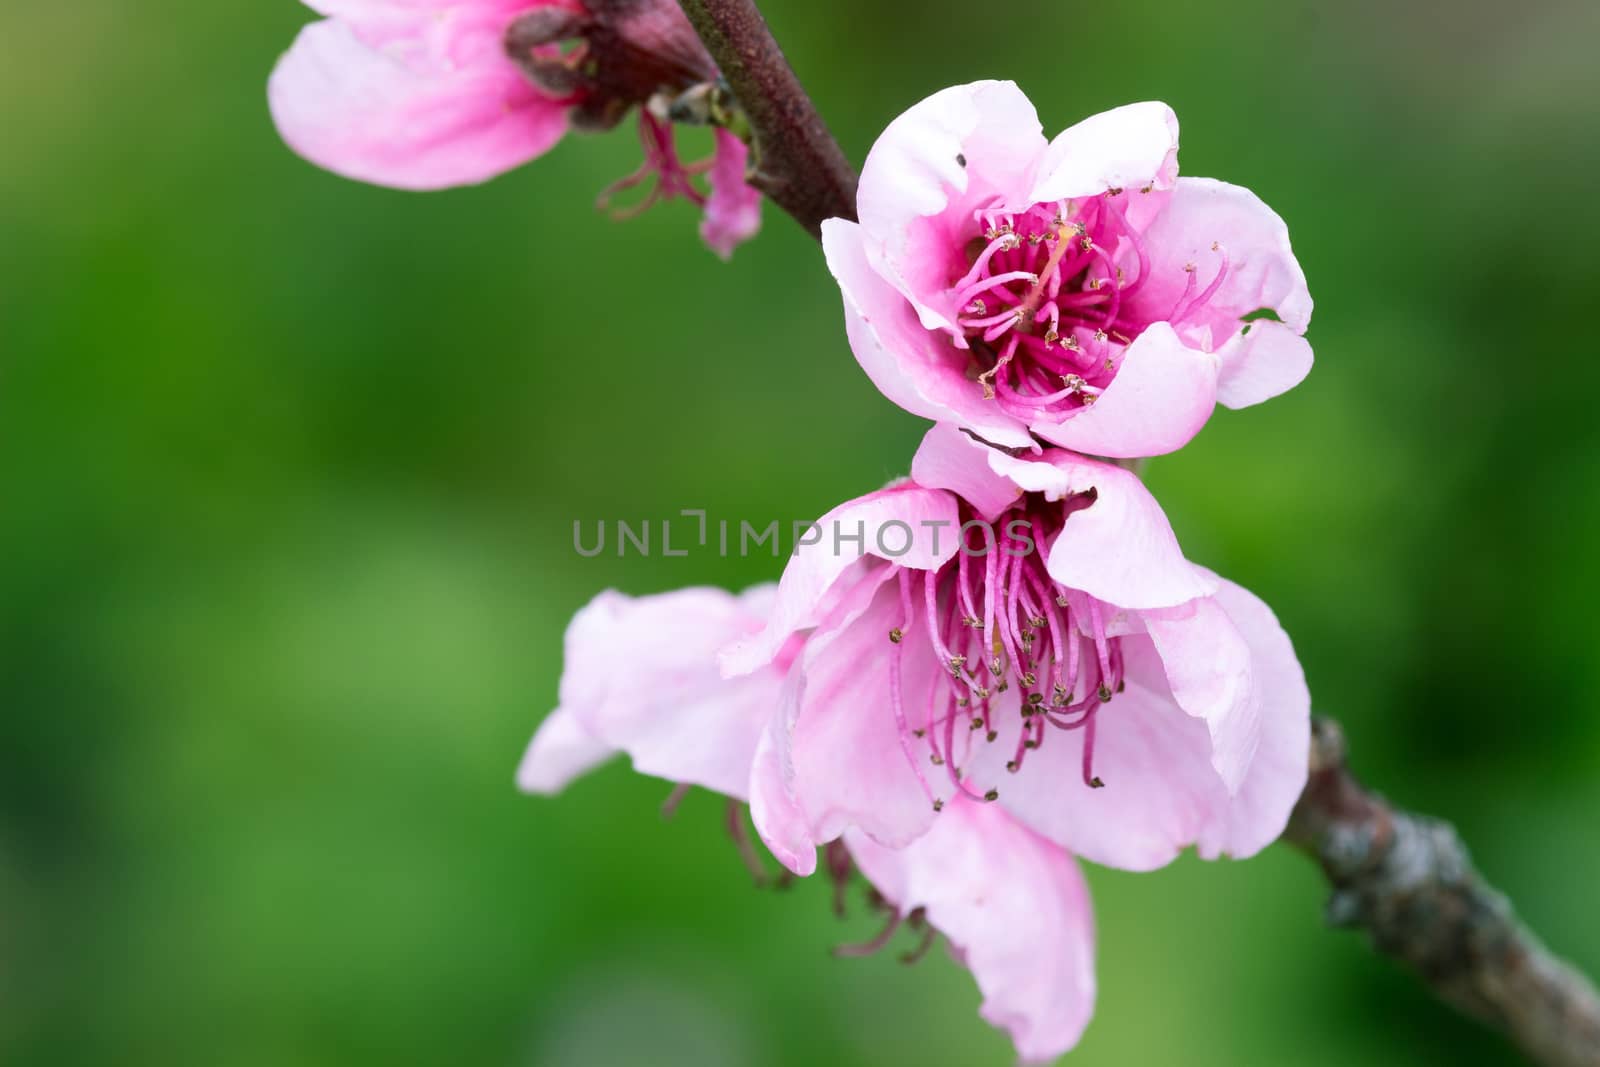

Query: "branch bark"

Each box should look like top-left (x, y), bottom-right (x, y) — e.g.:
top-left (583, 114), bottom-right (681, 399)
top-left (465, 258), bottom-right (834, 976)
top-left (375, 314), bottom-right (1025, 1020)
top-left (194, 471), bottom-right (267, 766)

top-left (1287, 718), bottom-right (1600, 1066)
top-left (675, 0), bottom-right (857, 237)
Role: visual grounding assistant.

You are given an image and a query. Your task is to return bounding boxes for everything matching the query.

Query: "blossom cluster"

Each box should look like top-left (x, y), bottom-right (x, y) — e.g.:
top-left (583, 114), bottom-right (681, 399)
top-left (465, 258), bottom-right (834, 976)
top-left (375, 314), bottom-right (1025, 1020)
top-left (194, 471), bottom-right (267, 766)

top-left (270, 17), bottom-right (1314, 1060)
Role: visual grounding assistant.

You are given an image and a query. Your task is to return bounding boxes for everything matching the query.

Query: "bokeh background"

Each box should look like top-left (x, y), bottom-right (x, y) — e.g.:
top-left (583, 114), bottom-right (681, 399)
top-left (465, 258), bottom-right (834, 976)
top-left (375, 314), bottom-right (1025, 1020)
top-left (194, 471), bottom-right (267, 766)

top-left (5, 0), bottom-right (1600, 1063)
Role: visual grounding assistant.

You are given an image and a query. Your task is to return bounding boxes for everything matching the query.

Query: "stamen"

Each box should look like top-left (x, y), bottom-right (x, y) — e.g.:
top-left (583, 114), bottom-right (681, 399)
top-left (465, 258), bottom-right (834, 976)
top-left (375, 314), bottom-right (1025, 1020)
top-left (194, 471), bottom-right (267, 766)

top-left (834, 909), bottom-right (903, 958)
top-left (660, 782), bottom-right (691, 819)
top-left (725, 800), bottom-right (769, 886)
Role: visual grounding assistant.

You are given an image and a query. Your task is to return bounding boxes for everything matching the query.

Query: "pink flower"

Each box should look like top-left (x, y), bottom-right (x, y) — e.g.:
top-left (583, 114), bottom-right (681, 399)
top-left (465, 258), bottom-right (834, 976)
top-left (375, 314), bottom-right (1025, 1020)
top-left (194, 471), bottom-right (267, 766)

top-left (268, 0), bottom-right (761, 256)
top-left (520, 425), bottom-right (1310, 1061)
top-left (733, 424), bottom-right (1310, 878)
top-left (824, 81), bottom-right (1313, 456)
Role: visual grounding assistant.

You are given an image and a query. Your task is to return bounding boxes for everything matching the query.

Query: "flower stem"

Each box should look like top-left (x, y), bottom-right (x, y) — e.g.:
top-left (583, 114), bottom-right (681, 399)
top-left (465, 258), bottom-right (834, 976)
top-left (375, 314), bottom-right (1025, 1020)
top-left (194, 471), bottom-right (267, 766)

top-left (674, 0), bottom-right (857, 238)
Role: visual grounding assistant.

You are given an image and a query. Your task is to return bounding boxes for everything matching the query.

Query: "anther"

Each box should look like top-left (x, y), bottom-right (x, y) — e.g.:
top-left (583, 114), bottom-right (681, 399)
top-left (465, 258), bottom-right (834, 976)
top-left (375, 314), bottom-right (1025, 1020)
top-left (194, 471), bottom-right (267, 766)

top-left (983, 789), bottom-right (1000, 802)
top-left (1088, 777), bottom-right (1105, 789)
top-left (986, 730), bottom-right (998, 742)
top-left (1098, 684), bottom-right (1113, 702)
top-left (930, 753), bottom-right (945, 766)
top-left (889, 627), bottom-right (903, 643)
top-left (932, 798), bottom-right (945, 812)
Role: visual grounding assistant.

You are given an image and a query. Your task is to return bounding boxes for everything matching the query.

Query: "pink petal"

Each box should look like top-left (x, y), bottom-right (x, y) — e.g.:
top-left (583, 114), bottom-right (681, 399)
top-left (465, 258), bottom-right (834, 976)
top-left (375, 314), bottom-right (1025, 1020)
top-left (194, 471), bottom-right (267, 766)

top-left (1031, 322), bottom-right (1220, 459)
top-left (307, 0), bottom-right (558, 68)
top-left (746, 564), bottom-right (903, 877)
top-left (1142, 595), bottom-right (1258, 793)
top-left (720, 482), bottom-right (962, 676)
top-left (985, 579), bottom-right (1304, 870)
top-left (1213, 317), bottom-right (1314, 410)
top-left (748, 696), bottom-right (818, 876)
top-left (516, 707), bottom-right (615, 794)
top-left (845, 797), bottom-right (1096, 1063)
top-left (908, 423), bottom-right (1025, 520)
top-left (1122, 177), bottom-right (1313, 338)
top-left (764, 579), bottom-right (948, 869)
top-left (822, 219), bottom-right (1035, 450)
top-left (854, 81), bottom-right (1046, 331)
top-left (700, 129), bottom-right (762, 259)
top-left (1001, 450), bottom-right (1216, 610)
top-left (1029, 101), bottom-right (1180, 204)
top-left (269, 18), bottom-right (568, 191)
top-left (907, 426), bottom-right (1214, 609)
top-left (1195, 577), bottom-right (1311, 860)
top-left (979, 635), bottom-right (1221, 871)
top-left (553, 585), bottom-right (781, 799)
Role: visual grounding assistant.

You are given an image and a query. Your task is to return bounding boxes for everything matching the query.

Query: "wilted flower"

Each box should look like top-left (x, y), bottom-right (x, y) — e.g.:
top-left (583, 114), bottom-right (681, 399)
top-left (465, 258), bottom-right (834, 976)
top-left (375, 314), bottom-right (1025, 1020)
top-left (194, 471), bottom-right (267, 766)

top-left (824, 81), bottom-right (1312, 455)
top-left (268, 0), bottom-right (760, 256)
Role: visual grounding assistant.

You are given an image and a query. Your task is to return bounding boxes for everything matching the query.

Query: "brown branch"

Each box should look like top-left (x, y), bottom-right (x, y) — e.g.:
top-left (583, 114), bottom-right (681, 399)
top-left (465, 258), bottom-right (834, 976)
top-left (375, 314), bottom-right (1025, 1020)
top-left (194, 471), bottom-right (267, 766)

top-left (1287, 718), bottom-right (1600, 1066)
top-left (675, 0), bottom-right (857, 238)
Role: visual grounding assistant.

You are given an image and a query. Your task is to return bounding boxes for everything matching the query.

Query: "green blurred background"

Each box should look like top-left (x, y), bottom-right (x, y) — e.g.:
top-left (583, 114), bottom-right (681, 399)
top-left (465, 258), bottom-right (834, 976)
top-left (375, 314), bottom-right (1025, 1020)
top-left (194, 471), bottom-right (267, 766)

top-left (4, 0), bottom-right (1599, 1063)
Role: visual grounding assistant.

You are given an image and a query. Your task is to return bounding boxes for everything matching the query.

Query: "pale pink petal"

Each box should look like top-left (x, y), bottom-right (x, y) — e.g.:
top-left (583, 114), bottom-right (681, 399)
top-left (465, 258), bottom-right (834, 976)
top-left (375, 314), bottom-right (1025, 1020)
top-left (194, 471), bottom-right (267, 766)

top-left (721, 481), bottom-right (962, 676)
top-left (1213, 317), bottom-right (1314, 410)
top-left (1142, 596), bottom-right (1258, 793)
top-left (1029, 101), bottom-right (1180, 204)
top-left (269, 18), bottom-right (568, 191)
top-left (305, 0), bottom-right (545, 68)
top-left (855, 81), bottom-right (1046, 330)
top-left (748, 696), bottom-right (818, 876)
top-left (1001, 450), bottom-right (1216, 610)
top-left (845, 797), bottom-right (1096, 1063)
top-left (822, 219), bottom-right (1036, 450)
top-left (1195, 577), bottom-right (1311, 859)
top-left (516, 706), bottom-right (615, 794)
top-left (555, 585), bottom-right (780, 799)
top-left (1031, 322), bottom-right (1219, 458)
top-left (776, 579), bottom-right (947, 864)
top-left (982, 635), bottom-right (1222, 871)
top-left (1122, 177), bottom-right (1312, 338)
top-left (700, 129), bottom-right (762, 259)
top-left (746, 566), bottom-right (904, 877)
top-left (908, 423), bottom-right (1025, 520)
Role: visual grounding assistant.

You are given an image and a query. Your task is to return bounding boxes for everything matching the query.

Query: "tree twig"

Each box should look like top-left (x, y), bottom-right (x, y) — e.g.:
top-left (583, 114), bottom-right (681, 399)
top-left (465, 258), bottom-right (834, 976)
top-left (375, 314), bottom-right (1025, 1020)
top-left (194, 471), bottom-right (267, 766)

top-left (1287, 718), bottom-right (1600, 1067)
top-left (675, 0), bottom-right (857, 237)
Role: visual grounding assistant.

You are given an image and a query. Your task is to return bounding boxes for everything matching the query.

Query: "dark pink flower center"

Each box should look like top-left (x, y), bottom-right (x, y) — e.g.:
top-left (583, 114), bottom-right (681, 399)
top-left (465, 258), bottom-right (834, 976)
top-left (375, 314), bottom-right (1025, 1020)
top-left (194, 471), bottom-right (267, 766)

top-left (953, 193), bottom-right (1229, 420)
top-left (886, 499), bottom-right (1125, 811)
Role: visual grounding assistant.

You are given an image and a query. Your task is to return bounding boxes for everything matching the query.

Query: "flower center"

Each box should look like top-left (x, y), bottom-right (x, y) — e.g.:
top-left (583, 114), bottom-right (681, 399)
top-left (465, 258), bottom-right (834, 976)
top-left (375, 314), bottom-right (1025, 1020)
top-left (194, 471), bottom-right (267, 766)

top-left (886, 501), bottom-right (1125, 812)
top-left (951, 193), bottom-right (1229, 421)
